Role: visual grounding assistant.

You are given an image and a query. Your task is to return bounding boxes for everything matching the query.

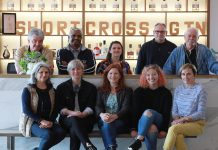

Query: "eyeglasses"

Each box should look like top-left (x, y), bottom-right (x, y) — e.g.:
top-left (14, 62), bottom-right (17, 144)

top-left (154, 30), bottom-right (166, 34)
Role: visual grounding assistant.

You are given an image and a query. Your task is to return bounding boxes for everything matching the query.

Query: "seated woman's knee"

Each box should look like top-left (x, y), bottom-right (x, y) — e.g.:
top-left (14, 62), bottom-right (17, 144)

top-left (143, 109), bottom-right (153, 117)
top-left (149, 124), bottom-right (158, 133)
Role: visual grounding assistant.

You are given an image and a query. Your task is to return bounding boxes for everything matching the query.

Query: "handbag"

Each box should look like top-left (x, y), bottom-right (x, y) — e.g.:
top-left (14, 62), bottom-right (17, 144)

top-left (19, 113), bottom-right (34, 137)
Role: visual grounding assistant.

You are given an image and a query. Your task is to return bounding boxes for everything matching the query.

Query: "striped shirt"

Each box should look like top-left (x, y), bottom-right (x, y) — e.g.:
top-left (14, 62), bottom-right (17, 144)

top-left (172, 83), bottom-right (207, 120)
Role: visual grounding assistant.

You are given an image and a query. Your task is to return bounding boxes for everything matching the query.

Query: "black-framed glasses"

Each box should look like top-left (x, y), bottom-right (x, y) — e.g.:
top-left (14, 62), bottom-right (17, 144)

top-left (154, 30), bottom-right (166, 34)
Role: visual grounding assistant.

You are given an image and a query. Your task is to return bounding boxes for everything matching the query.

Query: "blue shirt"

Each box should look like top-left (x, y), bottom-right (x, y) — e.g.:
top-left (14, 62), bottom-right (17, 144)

top-left (105, 93), bottom-right (118, 114)
top-left (172, 83), bottom-right (207, 120)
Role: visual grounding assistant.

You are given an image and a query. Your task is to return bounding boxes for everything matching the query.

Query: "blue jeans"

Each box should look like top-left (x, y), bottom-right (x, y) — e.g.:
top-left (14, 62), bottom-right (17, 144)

top-left (98, 119), bottom-right (125, 150)
top-left (138, 109), bottom-right (163, 150)
top-left (31, 122), bottom-right (66, 150)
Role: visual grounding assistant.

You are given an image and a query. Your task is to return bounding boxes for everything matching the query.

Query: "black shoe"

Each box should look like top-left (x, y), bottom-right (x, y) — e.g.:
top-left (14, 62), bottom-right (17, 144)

top-left (128, 139), bottom-right (142, 150)
top-left (86, 142), bottom-right (97, 150)
top-left (108, 145), bottom-right (116, 150)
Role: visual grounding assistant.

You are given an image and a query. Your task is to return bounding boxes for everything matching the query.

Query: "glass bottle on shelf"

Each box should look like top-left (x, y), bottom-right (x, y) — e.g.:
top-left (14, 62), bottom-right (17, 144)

top-left (38, 0), bottom-right (45, 11)
top-left (175, 0), bottom-right (182, 11)
top-left (7, 0), bottom-right (14, 11)
top-left (148, 0), bottom-right (156, 11)
top-left (3, 45), bottom-right (10, 59)
top-left (94, 43), bottom-right (101, 57)
top-left (100, 0), bottom-right (107, 11)
top-left (112, 0), bottom-right (119, 11)
top-left (131, 0), bottom-right (138, 11)
top-left (89, 0), bottom-right (96, 11)
top-left (136, 44), bottom-right (141, 57)
top-left (27, 0), bottom-right (35, 11)
top-left (69, 0), bottom-right (76, 11)
top-left (51, 0), bottom-right (58, 11)
top-left (192, 0), bottom-right (199, 11)
top-left (127, 44), bottom-right (134, 59)
top-left (101, 40), bottom-right (108, 57)
top-left (161, 0), bottom-right (168, 11)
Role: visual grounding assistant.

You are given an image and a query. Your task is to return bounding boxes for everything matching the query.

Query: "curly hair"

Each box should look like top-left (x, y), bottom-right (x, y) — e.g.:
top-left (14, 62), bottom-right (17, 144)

top-left (139, 64), bottom-right (167, 88)
top-left (100, 63), bottom-right (125, 92)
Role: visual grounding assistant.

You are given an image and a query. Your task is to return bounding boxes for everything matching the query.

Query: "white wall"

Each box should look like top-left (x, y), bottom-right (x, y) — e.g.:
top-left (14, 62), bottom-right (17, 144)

top-left (210, 0), bottom-right (218, 50)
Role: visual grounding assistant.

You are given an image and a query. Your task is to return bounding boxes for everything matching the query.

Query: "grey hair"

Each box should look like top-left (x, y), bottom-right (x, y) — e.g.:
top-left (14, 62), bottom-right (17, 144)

top-left (154, 23), bottom-right (167, 30)
top-left (184, 27), bottom-right (199, 37)
top-left (28, 28), bottom-right (44, 41)
top-left (67, 59), bottom-right (84, 72)
top-left (69, 27), bottom-right (83, 37)
top-left (29, 62), bottom-right (51, 85)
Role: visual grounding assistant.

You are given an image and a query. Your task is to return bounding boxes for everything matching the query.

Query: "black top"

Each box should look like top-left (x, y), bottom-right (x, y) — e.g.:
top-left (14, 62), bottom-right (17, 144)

top-left (185, 48), bottom-right (198, 69)
top-left (131, 86), bottom-right (172, 132)
top-left (135, 38), bottom-right (177, 74)
top-left (56, 79), bottom-right (97, 117)
top-left (22, 87), bottom-right (56, 122)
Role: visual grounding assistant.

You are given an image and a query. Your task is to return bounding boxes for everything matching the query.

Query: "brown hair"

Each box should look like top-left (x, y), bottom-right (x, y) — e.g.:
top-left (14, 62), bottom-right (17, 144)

top-left (179, 63), bottom-right (197, 76)
top-left (100, 63), bottom-right (125, 92)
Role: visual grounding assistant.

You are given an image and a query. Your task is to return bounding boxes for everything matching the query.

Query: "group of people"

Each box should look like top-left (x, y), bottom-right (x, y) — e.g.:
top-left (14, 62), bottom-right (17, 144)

top-left (14, 23), bottom-right (218, 76)
top-left (17, 22), bottom-right (209, 150)
top-left (19, 59), bottom-right (207, 150)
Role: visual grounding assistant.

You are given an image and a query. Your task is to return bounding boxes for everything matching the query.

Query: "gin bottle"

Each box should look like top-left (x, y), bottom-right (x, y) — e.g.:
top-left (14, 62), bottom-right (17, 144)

top-left (27, 0), bottom-right (35, 11)
top-left (7, 0), bottom-right (14, 11)
top-left (38, 0), bottom-right (45, 11)
top-left (89, 0), bottom-right (96, 11)
top-left (131, 0), bottom-right (138, 11)
top-left (112, 0), bottom-right (119, 11)
top-left (69, 0), bottom-right (76, 10)
top-left (148, 0), bottom-right (156, 11)
top-left (192, 0), bottom-right (199, 11)
top-left (100, 0), bottom-right (107, 11)
top-left (127, 44), bottom-right (134, 59)
top-left (51, 0), bottom-right (58, 11)
top-left (175, 0), bottom-right (182, 11)
top-left (161, 0), bottom-right (168, 11)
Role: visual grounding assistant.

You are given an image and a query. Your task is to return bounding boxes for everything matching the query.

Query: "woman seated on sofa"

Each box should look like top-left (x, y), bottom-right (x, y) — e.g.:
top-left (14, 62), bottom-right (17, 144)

top-left (163, 63), bottom-right (207, 150)
top-left (96, 63), bottom-right (133, 150)
top-left (19, 62), bottom-right (65, 150)
top-left (56, 59), bottom-right (97, 150)
top-left (128, 64), bottom-right (172, 150)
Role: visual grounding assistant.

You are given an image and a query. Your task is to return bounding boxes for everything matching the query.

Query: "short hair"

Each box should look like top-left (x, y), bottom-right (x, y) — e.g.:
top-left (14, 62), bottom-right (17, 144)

top-left (139, 64), bottom-right (167, 88)
top-left (179, 63), bottom-right (197, 76)
top-left (67, 59), bottom-right (84, 72)
top-left (100, 63), bottom-right (125, 92)
top-left (28, 28), bottom-right (44, 41)
top-left (106, 41), bottom-right (124, 61)
top-left (154, 23), bottom-right (167, 30)
top-left (29, 62), bottom-right (52, 86)
top-left (69, 27), bottom-right (83, 37)
top-left (184, 27), bottom-right (199, 37)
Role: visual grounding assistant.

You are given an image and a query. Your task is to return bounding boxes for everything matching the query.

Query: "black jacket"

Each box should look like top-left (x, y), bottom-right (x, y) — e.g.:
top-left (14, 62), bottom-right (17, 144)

top-left (135, 38), bottom-right (176, 74)
top-left (95, 87), bottom-right (133, 126)
top-left (56, 79), bottom-right (97, 120)
top-left (56, 45), bottom-right (96, 74)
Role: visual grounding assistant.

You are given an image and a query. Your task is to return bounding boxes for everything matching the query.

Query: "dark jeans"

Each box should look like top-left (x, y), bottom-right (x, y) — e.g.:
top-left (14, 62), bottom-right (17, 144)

top-left (31, 122), bottom-right (66, 150)
top-left (59, 115), bottom-right (94, 150)
top-left (98, 119), bottom-right (127, 150)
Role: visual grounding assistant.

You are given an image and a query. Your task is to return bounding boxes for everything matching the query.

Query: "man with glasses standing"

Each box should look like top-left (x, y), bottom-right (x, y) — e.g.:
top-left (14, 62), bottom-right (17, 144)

top-left (135, 23), bottom-right (176, 74)
top-left (56, 27), bottom-right (96, 74)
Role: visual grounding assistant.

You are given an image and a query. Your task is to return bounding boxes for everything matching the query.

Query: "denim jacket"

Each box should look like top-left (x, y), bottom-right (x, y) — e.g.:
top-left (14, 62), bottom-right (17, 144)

top-left (163, 43), bottom-right (218, 75)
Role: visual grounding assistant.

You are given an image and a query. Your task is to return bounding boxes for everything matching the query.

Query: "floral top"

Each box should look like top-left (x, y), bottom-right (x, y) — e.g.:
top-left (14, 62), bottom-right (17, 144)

top-left (96, 59), bottom-right (132, 74)
top-left (14, 45), bottom-right (54, 74)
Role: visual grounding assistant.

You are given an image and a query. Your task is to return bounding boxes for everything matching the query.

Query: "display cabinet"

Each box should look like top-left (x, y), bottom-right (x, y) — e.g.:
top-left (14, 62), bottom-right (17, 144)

top-left (0, 0), bottom-right (209, 74)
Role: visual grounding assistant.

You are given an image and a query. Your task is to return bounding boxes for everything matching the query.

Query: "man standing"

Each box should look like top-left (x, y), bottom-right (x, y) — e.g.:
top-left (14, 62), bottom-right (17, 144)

top-left (135, 23), bottom-right (176, 74)
top-left (163, 27), bottom-right (218, 75)
top-left (56, 27), bottom-right (96, 74)
top-left (15, 28), bottom-right (54, 74)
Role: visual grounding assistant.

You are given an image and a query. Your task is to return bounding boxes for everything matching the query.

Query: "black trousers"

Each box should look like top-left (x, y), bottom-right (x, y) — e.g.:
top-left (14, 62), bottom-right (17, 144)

top-left (59, 115), bottom-right (94, 150)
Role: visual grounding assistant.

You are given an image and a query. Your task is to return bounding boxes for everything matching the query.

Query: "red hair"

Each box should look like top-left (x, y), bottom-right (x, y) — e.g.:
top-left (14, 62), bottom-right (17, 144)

top-left (139, 64), bottom-right (167, 88)
top-left (100, 63), bottom-right (125, 92)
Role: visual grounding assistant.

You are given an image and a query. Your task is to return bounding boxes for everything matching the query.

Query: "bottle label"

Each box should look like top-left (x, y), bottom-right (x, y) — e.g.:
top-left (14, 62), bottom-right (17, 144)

top-left (161, 4), bottom-right (167, 8)
top-left (100, 4), bottom-right (106, 9)
top-left (89, 3), bottom-right (96, 8)
top-left (131, 4), bottom-right (138, 9)
top-left (38, 3), bottom-right (45, 9)
top-left (149, 4), bottom-right (155, 9)
top-left (69, 4), bottom-right (76, 8)
top-left (192, 4), bottom-right (199, 9)
top-left (113, 4), bottom-right (119, 9)
top-left (51, 3), bottom-right (58, 8)
top-left (175, 3), bottom-right (182, 9)
top-left (28, 3), bottom-right (34, 8)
